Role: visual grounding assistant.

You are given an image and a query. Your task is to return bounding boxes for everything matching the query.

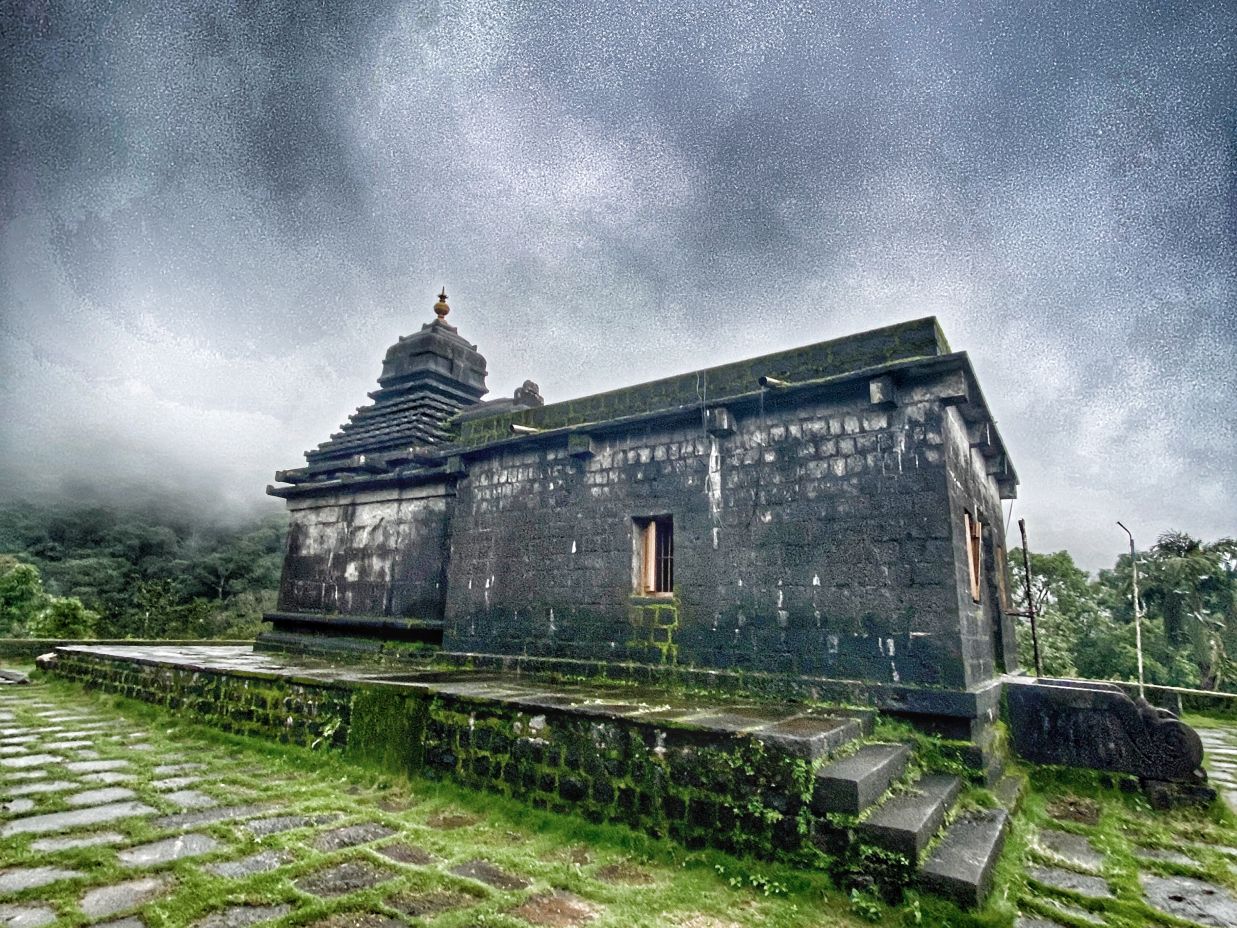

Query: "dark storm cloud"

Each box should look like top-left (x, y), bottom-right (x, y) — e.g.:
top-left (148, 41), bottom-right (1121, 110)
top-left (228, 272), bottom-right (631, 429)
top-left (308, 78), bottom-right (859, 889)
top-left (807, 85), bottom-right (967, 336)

top-left (1, 0), bottom-right (1233, 565)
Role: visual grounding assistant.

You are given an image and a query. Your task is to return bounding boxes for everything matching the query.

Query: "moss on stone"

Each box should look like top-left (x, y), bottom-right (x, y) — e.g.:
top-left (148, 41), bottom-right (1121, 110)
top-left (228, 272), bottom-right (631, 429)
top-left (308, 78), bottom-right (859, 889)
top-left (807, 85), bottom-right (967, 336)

top-left (345, 686), bottom-right (429, 774)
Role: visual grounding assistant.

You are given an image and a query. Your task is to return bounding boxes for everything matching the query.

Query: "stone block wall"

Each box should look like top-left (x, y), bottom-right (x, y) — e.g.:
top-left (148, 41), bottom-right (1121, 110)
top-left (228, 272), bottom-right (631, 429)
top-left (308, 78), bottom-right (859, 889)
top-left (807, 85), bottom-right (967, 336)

top-left (278, 481), bottom-right (454, 620)
top-left (50, 650), bottom-right (352, 750)
top-left (941, 406), bottom-right (1017, 687)
top-left (422, 697), bottom-right (815, 857)
top-left (444, 378), bottom-right (975, 689)
top-left (47, 649), bottom-right (821, 861)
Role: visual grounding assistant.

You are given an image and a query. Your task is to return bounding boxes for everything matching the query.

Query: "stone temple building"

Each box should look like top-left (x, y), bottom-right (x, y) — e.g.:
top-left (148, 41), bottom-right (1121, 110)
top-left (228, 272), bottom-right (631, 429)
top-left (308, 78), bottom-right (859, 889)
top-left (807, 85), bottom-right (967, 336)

top-left (36, 290), bottom-right (1211, 912)
top-left (265, 291), bottom-right (1020, 735)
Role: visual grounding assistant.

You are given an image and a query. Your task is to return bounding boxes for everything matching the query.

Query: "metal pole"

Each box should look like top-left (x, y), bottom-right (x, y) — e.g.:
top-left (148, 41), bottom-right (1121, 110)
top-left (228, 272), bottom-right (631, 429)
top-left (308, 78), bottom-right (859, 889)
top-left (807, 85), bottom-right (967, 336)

top-left (1018, 519), bottom-right (1042, 678)
top-left (1117, 521), bottom-right (1146, 699)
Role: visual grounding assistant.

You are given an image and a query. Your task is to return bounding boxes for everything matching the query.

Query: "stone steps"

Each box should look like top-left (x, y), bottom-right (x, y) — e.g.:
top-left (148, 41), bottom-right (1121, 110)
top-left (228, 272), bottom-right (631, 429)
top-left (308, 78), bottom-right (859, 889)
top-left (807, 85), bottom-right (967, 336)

top-left (811, 743), bottom-right (910, 815)
top-left (807, 734), bottom-right (1015, 909)
top-left (856, 774), bottom-right (962, 858)
top-left (918, 808), bottom-right (1010, 907)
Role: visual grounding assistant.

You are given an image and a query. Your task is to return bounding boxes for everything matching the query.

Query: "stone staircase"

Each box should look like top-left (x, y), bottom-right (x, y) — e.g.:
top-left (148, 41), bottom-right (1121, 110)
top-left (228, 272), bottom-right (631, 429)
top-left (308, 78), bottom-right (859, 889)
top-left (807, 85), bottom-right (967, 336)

top-left (809, 739), bottom-right (1021, 907)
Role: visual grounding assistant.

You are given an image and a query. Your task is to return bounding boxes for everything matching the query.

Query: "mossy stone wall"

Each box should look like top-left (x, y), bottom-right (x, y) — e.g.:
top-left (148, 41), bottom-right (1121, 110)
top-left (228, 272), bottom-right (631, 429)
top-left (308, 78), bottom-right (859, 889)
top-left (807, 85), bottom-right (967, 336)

top-left (48, 649), bottom-right (827, 862)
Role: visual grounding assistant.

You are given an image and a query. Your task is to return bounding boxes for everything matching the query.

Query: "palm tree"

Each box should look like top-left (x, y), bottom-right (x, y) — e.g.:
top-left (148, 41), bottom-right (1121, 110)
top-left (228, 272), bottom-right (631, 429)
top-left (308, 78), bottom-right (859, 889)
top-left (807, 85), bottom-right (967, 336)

top-left (1142, 532), bottom-right (1237, 691)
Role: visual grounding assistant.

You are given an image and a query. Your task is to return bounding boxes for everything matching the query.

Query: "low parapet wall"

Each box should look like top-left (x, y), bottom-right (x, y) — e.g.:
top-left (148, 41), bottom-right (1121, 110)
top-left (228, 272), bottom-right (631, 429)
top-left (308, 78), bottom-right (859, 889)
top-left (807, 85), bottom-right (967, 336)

top-left (44, 645), bottom-right (849, 861)
top-left (0, 638), bottom-right (251, 662)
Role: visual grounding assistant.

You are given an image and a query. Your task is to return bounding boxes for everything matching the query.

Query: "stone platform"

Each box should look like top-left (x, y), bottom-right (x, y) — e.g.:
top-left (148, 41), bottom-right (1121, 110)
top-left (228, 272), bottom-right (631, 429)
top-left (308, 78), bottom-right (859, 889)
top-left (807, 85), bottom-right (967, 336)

top-left (41, 644), bottom-right (1021, 907)
top-left (6, 677), bottom-right (1237, 927)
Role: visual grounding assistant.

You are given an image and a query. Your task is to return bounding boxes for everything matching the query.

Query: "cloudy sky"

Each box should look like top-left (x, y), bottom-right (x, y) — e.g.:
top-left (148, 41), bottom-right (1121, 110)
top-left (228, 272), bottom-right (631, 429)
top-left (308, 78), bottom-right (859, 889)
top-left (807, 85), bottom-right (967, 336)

top-left (1, 0), bottom-right (1233, 570)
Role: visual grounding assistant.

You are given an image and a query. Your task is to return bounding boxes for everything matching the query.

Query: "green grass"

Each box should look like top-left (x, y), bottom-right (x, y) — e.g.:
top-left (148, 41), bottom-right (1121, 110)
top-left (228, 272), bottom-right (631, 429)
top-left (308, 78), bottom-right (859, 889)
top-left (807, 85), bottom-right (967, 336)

top-left (3, 678), bottom-right (1235, 928)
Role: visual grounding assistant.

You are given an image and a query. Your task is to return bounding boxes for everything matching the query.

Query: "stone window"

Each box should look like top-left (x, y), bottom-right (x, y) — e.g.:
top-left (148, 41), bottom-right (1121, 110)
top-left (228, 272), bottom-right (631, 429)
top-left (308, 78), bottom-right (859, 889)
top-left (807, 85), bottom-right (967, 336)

top-left (964, 512), bottom-right (983, 603)
top-left (634, 516), bottom-right (674, 595)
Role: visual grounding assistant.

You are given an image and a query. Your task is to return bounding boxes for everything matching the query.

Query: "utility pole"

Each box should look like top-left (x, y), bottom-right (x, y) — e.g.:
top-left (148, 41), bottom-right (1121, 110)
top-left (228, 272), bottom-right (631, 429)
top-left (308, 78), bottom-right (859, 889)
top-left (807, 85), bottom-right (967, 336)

top-left (1117, 521), bottom-right (1146, 699)
top-left (1018, 519), bottom-right (1042, 678)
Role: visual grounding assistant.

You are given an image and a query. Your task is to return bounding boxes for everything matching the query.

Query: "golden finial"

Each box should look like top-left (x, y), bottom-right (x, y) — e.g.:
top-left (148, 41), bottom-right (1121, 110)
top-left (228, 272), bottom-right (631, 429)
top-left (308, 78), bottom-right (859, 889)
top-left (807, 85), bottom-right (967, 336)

top-left (433, 288), bottom-right (450, 320)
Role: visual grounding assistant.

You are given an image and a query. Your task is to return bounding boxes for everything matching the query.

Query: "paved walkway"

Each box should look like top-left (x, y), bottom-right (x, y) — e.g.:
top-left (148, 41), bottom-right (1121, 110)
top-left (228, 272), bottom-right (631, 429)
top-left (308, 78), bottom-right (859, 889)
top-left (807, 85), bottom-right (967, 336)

top-left (1199, 722), bottom-right (1237, 813)
top-left (3, 680), bottom-right (1236, 928)
top-left (1, 681), bottom-right (765, 928)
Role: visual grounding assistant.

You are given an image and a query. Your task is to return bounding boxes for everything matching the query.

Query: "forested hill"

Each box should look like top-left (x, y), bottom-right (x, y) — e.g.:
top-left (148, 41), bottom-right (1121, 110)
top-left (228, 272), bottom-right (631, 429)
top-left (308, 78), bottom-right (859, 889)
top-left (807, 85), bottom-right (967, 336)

top-left (0, 497), bottom-right (1233, 694)
top-left (0, 498), bottom-right (285, 640)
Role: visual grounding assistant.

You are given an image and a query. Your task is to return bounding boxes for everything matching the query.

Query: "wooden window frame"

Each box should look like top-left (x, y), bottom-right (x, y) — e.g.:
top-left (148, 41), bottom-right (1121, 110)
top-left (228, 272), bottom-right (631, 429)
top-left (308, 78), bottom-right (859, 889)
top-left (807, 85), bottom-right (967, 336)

top-left (964, 511), bottom-right (983, 603)
top-left (634, 515), bottom-right (674, 595)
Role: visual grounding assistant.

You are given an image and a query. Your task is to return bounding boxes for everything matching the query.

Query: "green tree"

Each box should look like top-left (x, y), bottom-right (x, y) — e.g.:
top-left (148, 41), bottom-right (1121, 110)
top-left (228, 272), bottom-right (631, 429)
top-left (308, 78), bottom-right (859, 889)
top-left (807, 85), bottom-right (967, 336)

top-left (1140, 532), bottom-right (1237, 690)
top-left (28, 596), bottom-right (99, 639)
top-left (1009, 550), bottom-right (1095, 678)
top-left (0, 558), bottom-right (48, 636)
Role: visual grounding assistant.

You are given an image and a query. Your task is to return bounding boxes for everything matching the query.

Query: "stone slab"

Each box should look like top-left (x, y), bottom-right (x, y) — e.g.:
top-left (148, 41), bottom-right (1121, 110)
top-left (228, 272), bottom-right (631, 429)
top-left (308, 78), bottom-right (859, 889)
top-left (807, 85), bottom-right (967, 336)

top-left (242, 812), bottom-right (341, 837)
top-left (164, 790), bottom-right (217, 810)
top-left (293, 861), bottom-right (396, 897)
top-left (812, 743), bottom-right (910, 814)
top-left (0, 904), bottom-right (57, 927)
top-left (153, 802), bottom-right (271, 830)
top-left (1140, 873), bottom-right (1237, 927)
top-left (753, 715), bottom-right (863, 761)
top-left (1135, 846), bottom-right (1197, 866)
top-left (0, 754), bottom-right (60, 770)
top-left (856, 774), bottom-right (961, 858)
top-left (150, 776), bottom-right (200, 791)
top-left (1027, 864), bottom-right (1112, 899)
top-left (80, 876), bottom-right (171, 917)
top-left (1036, 828), bottom-right (1104, 871)
top-left (1, 800), bottom-right (155, 836)
top-left (153, 763), bottom-right (204, 775)
top-left (0, 866), bottom-right (82, 895)
top-left (6, 780), bottom-right (77, 796)
top-left (30, 831), bottom-right (124, 852)
top-left (118, 832), bottom-right (221, 867)
top-left (66, 787), bottom-right (137, 807)
top-left (79, 771), bottom-right (135, 785)
top-left (311, 822), bottom-right (396, 852)
top-left (919, 809), bottom-right (1009, 908)
top-left (206, 849), bottom-right (291, 878)
top-left (376, 843), bottom-right (437, 866)
top-left (449, 859), bottom-right (531, 890)
top-left (64, 759), bottom-right (129, 773)
top-left (193, 904), bottom-right (292, 928)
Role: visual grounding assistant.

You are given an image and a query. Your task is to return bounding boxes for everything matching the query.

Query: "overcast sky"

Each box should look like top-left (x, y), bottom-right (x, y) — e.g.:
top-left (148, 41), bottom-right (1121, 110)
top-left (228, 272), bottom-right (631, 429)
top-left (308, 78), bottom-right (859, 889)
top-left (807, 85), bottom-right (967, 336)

top-left (1, 0), bottom-right (1233, 570)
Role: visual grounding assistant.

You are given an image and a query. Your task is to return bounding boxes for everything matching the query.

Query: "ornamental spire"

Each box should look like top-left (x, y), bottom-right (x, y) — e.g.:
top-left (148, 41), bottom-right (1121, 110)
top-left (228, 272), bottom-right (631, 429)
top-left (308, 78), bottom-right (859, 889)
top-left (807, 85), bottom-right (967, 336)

top-left (433, 287), bottom-right (450, 320)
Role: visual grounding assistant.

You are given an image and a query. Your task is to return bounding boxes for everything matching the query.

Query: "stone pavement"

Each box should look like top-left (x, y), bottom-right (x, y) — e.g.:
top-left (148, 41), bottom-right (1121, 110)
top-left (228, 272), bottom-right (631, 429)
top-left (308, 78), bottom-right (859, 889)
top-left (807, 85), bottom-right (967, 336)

top-left (1011, 749), bottom-right (1237, 928)
top-left (1199, 721), bottom-right (1237, 814)
top-left (0, 680), bottom-right (813, 928)
top-left (3, 681), bottom-right (1237, 928)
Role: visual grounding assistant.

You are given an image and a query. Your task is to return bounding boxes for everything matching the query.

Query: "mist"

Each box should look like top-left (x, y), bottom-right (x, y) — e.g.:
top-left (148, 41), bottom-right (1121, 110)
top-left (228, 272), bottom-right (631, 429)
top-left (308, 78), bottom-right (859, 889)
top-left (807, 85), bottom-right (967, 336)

top-left (1, 0), bottom-right (1233, 568)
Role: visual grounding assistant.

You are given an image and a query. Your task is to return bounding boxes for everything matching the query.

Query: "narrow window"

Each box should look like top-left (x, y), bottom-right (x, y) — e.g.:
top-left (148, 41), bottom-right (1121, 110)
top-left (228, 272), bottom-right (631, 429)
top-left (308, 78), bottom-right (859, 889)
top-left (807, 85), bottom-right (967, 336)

top-left (635, 516), bottom-right (673, 594)
top-left (964, 511), bottom-right (983, 603)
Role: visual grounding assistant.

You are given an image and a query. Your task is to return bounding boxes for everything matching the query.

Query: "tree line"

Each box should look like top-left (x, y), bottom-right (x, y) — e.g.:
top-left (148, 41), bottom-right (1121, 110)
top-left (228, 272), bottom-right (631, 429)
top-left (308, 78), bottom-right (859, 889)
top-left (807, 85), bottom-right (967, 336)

top-left (0, 499), bottom-right (1233, 694)
top-left (1011, 532), bottom-right (1237, 693)
top-left (0, 499), bottom-right (285, 641)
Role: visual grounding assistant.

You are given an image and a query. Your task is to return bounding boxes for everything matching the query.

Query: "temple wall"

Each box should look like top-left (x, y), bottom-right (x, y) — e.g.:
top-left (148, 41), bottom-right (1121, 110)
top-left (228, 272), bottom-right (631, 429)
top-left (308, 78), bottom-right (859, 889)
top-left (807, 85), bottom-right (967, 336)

top-left (277, 481), bottom-right (453, 620)
top-left (443, 377), bottom-right (993, 689)
top-left (941, 407), bottom-right (1018, 688)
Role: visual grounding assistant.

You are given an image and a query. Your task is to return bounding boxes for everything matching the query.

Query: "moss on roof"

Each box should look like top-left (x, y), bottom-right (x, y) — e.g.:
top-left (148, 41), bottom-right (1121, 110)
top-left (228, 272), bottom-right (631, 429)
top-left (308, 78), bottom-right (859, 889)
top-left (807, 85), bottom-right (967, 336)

top-left (453, 316), bottom-right (948, 446)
